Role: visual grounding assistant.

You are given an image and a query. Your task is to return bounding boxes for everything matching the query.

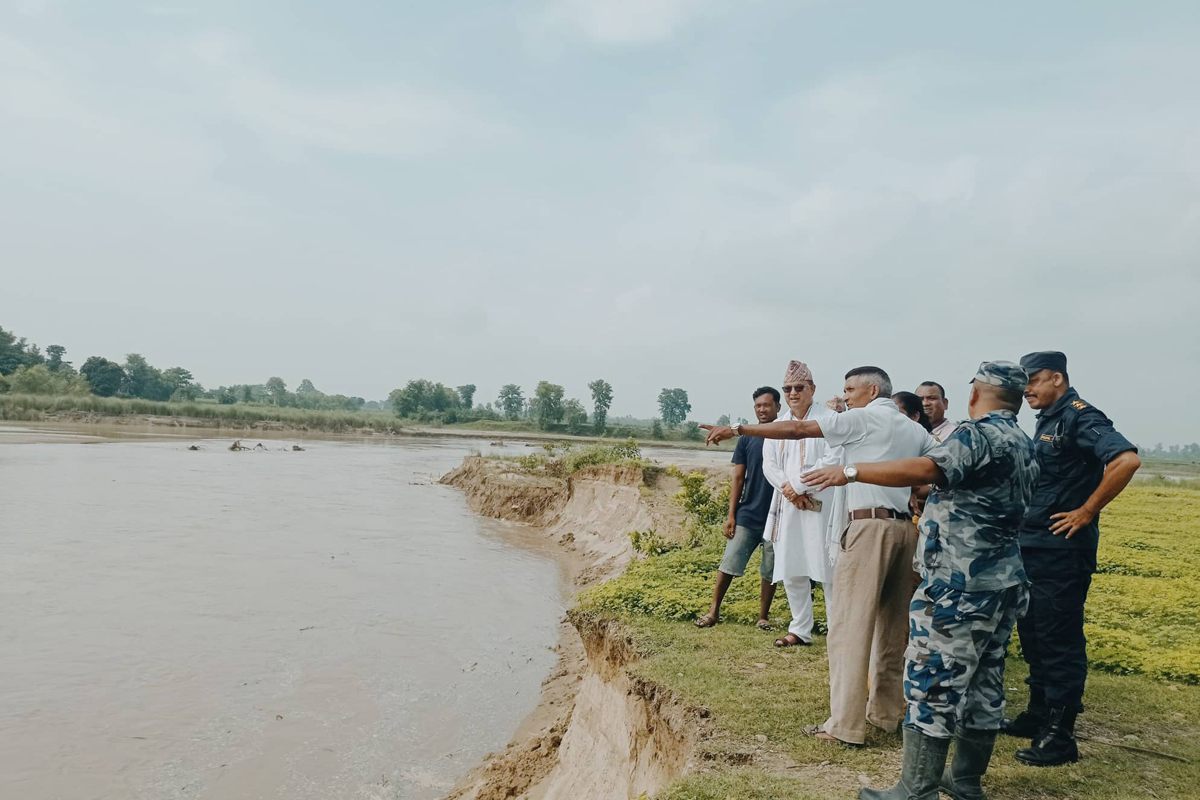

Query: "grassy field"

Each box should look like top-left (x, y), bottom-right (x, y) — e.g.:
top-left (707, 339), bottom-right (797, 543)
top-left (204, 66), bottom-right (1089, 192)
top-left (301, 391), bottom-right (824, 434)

top-left (576, 482), bottom-right (1200, 800)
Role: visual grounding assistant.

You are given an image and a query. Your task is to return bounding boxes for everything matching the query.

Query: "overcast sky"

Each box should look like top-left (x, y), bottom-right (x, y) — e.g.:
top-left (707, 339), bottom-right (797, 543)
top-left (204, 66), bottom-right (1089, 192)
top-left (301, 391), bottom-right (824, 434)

top-left (2, 1), bottom-right (1198, 444)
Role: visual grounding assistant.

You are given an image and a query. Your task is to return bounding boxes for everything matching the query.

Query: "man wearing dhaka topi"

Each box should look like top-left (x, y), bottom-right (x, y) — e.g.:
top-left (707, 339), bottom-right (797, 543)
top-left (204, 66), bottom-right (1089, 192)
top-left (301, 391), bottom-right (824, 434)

top-left (760, 360), bottom-right (845, 648)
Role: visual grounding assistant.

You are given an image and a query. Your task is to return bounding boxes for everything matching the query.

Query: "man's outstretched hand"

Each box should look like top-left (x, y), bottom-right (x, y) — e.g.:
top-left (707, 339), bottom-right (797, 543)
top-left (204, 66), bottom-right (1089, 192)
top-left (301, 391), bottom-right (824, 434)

top-left (801, 466), bottom-right (847, 492)
top-left (701, 424), bottom-right (735, 446)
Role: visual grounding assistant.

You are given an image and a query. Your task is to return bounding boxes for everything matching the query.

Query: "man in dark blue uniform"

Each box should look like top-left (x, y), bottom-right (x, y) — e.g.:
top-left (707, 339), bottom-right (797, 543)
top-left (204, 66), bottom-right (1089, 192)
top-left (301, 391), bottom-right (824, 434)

top-left (1002, 351), bottom-right (1141, 767)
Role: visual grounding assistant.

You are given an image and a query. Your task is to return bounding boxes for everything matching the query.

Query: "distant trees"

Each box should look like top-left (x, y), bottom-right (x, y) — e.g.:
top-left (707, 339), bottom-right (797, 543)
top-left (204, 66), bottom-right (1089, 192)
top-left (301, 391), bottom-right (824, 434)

top-left (121, 354), bottom-right (170, 400)
top-left (4, 364), bottom-right (90, 395)
top-left (657, 388), bottom-right (691, 429)
top-left (716, 414), bottom-right (730, 426)
top-left (498, 384), bottom-right (524, 421)
top-left (0, 325), bottom-right (45, 375)
top-left (651, 419), bottom-right (665, 439)
top-left (265, 377), bottom-right (288, 405)
top-left (588, 379), bottom-right (613, 434)
top-left (457, 384), bottom-right (477, 409)
top-left (162, 367), bottom-right (198, 401)
top-left (80, 357), bottom-right (125, 397)
top-left (533, 381), bottom-right (566, 430)
top-left (389, 379), bottom-right (460, 417)
top-left (45, 345), bottom-right (69, 372)
top-left (563, 398), bottom-right (588, 435)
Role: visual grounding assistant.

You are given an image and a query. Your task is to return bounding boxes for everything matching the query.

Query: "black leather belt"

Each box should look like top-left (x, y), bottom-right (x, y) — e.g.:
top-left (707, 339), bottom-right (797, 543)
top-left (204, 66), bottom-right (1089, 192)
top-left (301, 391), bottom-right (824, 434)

top-left (850, 507), bottom-right (908, 521)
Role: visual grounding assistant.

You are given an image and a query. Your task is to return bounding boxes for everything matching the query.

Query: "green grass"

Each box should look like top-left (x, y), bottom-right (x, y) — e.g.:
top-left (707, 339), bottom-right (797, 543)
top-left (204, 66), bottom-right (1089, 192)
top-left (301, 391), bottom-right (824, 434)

top-left (484, 439), bottom-right (657, 479)
top-left (0, 393), bottom-right (403, 432)
top-left (578, 483), bottom-right (1200, 799)
top-left (585, 612), bottom-right (1200, 800)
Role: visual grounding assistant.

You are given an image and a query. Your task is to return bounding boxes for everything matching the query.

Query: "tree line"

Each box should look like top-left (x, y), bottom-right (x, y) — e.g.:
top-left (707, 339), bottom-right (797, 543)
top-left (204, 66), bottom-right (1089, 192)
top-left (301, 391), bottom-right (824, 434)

top-left (3, 323), bottom-right (729, 439)
top-left (0, 324), bottom-right (369, 411)
top-left (387, 378), bottom-right (701, 438)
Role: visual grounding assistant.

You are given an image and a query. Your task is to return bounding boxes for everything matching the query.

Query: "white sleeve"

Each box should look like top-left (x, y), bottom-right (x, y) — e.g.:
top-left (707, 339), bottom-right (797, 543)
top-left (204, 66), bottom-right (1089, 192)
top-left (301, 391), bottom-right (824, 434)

top-left (820, 407), bottom-right (869, 448)
top-left (761, 438), bottom-right (788, 491)
top-left (919, 430), bottom-right (940, 456)
top-left (816, 441), bottom-right (846, 469)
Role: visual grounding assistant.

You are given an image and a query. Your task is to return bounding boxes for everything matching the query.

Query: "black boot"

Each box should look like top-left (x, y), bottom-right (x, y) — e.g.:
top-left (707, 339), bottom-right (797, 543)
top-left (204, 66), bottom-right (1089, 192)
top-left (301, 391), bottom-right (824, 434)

top-left (1015, 707), bottom-right (1079, 767)
top-left (1000, 688), bottom-right (1047, 739)
top-left (859, 727), bottom-right (951, 800)
top-left (940, 727), bottom-right (997, 800)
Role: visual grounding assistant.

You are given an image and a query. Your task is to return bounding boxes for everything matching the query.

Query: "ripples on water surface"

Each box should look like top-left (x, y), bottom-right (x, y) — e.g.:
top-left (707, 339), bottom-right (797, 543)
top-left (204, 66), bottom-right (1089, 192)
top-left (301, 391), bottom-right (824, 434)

top-left (0, 431), bottom-right (567, 800)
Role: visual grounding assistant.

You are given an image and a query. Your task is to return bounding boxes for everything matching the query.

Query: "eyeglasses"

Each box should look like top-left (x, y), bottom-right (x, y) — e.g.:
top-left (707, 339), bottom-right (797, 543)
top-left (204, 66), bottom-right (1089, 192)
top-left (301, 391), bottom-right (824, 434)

top-left (782, 384), bottom-right (811, 394)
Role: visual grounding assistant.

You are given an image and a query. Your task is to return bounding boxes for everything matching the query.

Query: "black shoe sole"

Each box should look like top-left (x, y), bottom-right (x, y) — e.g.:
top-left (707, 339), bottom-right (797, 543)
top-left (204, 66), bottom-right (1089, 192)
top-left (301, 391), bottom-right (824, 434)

top-left (1014, 754), bottom-right (1080, 767)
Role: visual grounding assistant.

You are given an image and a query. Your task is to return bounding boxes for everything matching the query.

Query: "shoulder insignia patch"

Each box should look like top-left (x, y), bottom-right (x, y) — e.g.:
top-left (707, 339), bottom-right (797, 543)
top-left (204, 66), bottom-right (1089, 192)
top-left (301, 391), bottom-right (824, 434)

top-left (1070, 400), bottom-right (1089, 410)
top-left (1040, 434), bottom-right (1054, 442)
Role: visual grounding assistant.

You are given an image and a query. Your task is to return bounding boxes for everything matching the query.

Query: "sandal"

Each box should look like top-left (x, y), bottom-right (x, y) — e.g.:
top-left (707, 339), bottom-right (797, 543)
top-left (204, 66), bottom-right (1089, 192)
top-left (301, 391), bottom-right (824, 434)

top-left (695, 613), bottom-right (718, 628)
top-left (803, 724), bottom-right (860, 746)
top-left (756, 619), bottom-right (774, 631)
top-left (774, 633), bottom-right (812, 648)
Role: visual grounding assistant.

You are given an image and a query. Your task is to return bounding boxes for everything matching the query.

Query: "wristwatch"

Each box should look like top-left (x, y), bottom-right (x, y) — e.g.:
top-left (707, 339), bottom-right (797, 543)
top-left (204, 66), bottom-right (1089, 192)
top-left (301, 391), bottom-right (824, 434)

top-left (731, 424), bottom-right (741, 436)
top-left (843, 465), bottom-right (859, 483)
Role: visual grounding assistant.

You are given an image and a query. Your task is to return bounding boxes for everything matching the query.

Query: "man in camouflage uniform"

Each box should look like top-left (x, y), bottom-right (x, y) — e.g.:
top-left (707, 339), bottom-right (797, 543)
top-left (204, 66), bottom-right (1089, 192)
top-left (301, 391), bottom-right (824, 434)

top-left (802, 361), bottom-right (1039, 800)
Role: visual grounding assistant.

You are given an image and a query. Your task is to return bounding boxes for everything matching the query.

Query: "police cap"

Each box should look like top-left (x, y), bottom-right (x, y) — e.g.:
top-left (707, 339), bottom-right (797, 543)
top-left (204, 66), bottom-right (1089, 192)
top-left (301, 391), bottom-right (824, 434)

top-left (971, 360), bottom-right (1029, 392)
top-left (1019, 350), bottom-right (1067, 376)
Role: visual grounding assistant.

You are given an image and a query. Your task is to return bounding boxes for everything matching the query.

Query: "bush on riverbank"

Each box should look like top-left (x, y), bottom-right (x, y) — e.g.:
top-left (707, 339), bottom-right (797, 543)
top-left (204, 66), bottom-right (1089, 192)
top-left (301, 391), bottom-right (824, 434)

top-left (490, 439), bottom-right (651, 478)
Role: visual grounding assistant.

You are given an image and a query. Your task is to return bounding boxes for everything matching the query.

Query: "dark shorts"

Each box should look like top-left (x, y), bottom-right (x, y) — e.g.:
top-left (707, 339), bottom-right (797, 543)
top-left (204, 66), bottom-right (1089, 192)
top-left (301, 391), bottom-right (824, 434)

top-left (718, 524), bottom-right (774, 580)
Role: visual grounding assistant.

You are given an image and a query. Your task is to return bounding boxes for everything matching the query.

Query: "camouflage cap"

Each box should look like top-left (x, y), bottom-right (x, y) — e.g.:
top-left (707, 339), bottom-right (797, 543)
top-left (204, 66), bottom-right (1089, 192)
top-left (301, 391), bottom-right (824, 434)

top-left (970, 360), bottom-right (1029, 392)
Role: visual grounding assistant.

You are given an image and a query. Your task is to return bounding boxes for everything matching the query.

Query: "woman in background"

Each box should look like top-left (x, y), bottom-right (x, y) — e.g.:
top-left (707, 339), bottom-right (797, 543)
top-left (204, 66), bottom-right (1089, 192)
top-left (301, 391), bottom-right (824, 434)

top-left (892, 391), bottom-right (935, 590)
top-left (892, 391), bottom-right (933, 434)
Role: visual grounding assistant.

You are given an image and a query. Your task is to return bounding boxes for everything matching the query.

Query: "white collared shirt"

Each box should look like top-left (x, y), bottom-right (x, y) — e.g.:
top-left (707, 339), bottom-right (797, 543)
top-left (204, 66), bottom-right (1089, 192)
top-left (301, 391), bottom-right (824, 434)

top-left (818, 397), bottom-right (939, 513)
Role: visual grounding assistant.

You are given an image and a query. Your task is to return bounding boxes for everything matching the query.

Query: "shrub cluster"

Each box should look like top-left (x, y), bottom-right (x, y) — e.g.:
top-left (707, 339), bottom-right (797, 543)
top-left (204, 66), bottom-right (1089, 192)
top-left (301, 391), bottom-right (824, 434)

top-left (500, 439), bottom-right (648, 478)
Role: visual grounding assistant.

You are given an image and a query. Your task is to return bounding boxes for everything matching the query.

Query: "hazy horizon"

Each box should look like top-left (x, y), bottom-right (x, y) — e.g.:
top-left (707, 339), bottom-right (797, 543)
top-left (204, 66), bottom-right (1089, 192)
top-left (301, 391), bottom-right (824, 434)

top-left (3, 1), bottom-right (1198, 443)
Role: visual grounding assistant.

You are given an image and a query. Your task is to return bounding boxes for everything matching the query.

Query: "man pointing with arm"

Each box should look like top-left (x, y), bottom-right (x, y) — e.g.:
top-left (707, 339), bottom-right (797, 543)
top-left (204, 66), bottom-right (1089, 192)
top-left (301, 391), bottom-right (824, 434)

top-left (800, 361), bottom-right (1041, 800)
top-left (705, 366), bottom-right (937, 747)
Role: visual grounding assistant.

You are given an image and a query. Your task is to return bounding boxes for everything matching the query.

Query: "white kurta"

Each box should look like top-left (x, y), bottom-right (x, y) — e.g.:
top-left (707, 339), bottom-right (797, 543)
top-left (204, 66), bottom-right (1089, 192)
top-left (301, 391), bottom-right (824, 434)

top-left (762, 404), bottom-right (845, 585)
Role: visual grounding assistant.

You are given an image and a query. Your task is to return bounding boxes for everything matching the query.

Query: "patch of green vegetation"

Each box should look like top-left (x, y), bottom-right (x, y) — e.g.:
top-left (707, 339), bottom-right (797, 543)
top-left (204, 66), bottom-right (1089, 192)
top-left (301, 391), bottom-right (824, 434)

top-left (628, 529), bottom-right (680, 557)
top-left (0, 393), bottom-right (402, 432)
top-left (1088, 485), bottom-right (1200, 684)
top-left (576, 481), bottom-right (1200, 799)
top-left (654, 769), bottom-right (826, 800)
top-left (488, 439), bottom-right (652, 479)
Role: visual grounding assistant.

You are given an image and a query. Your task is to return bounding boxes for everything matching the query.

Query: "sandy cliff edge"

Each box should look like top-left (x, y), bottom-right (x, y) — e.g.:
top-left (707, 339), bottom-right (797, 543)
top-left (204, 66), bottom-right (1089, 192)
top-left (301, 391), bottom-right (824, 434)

top-left (438, 457), bottom-right (708, 800)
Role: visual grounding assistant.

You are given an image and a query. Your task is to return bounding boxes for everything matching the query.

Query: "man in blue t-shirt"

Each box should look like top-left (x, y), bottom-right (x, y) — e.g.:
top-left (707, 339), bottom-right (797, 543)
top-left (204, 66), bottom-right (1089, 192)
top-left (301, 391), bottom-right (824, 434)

top-left (696, 387), bottom-right (781, 630)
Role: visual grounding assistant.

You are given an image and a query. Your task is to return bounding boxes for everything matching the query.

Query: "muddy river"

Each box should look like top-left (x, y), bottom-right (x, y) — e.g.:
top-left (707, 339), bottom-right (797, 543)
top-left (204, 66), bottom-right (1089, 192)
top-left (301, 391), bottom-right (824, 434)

top-left (0, 426), bottom-right (569, 800)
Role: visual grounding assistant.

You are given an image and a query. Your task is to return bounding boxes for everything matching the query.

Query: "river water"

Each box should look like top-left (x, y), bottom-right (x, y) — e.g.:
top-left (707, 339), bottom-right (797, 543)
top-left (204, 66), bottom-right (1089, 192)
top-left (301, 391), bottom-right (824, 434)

top-left (0, 428), bottom-right (568, 800)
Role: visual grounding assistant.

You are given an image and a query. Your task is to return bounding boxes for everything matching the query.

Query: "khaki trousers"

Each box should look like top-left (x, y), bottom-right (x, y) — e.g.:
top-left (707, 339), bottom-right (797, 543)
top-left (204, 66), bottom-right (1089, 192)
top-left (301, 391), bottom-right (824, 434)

top-left (822, 517), bottom-right (918, 744)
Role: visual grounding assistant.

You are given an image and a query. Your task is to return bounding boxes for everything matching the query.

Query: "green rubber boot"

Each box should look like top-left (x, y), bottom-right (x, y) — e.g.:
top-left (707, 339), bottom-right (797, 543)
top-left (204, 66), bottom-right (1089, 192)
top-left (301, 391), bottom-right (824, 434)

top-left (858, 727), bottom-right (951, 800)
top-left (940, 727), bottom-right (997, 800)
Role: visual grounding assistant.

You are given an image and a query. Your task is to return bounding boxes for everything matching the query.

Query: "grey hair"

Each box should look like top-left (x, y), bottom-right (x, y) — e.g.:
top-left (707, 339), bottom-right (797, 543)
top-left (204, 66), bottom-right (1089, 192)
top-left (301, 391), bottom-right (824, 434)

top-left (845, 366), bottom-right (892, 397)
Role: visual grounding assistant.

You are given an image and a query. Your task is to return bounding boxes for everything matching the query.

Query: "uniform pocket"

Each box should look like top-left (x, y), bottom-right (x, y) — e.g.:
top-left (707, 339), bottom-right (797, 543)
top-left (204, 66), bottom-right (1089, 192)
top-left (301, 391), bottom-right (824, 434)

top-left (953, 590), bottom-right (1002, 623)
top-left (920, 521), bottom-right (943, 571)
